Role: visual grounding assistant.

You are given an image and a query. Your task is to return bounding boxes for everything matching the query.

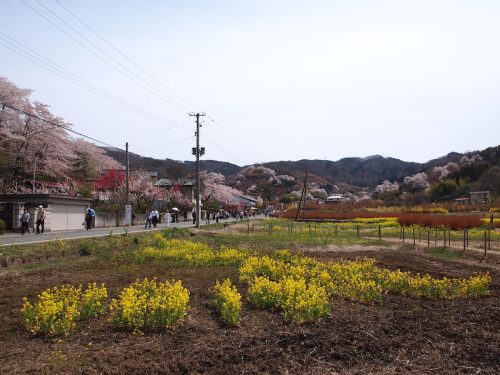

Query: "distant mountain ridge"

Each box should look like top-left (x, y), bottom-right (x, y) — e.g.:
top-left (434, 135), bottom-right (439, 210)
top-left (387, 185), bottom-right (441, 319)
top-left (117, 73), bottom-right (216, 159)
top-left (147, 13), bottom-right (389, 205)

top-left (104, 146), bottom-right (499, 189)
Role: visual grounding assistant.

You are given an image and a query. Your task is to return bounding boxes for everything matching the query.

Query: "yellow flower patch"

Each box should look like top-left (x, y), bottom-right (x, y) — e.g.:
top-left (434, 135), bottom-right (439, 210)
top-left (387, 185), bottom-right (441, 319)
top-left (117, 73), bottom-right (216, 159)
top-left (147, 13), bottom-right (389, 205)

top-left (211, 279), bottom-right (242, 326)
top-left (109, 278), bottom-right (189, 332)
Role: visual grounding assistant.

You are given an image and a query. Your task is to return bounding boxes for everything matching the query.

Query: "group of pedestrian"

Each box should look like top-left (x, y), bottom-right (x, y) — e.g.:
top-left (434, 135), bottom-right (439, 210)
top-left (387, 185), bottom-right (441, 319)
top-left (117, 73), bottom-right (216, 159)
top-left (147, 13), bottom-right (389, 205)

top-left (144, 209), bottom-right (160, 229)
top-left (20, 206), bottom-right (46, 235)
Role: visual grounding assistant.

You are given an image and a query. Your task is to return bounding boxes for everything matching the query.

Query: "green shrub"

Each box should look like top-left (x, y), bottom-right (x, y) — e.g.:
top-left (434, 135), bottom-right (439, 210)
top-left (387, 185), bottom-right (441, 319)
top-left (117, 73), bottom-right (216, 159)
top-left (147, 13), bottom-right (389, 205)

top-left (78, 240), bottom-right (97, 256)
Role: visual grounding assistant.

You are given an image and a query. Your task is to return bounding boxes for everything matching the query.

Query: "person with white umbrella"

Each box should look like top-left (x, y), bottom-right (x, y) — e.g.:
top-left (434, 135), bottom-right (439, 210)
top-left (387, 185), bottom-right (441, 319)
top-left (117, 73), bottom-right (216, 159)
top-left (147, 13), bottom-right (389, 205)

top-left (172, 207), bottom-right (179, 223)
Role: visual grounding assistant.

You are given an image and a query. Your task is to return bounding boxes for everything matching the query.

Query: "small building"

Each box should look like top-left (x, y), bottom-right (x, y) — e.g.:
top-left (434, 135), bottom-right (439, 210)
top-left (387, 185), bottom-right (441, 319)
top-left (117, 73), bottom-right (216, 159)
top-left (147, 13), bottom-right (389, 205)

top-left (149, 171), bottom-right (159, 183)
top-left (470, 191), bottom-right (491, 204)
top-left (235, 195), bottom-right (259, 210)
top-left (0, 194), bottom-right (91, 231)
top-left (326, 194), bottom-right (348, 203)
top-left (155, 178), bottom-right (195, 201)
top-left (454, 197), bottom-right (471, 205)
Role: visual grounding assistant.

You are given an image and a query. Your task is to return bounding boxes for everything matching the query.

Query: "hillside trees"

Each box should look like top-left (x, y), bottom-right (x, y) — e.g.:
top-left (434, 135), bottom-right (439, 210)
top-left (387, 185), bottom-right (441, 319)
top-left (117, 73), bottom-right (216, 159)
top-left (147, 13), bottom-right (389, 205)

top-left (429, 179), bottom-right (458, 202)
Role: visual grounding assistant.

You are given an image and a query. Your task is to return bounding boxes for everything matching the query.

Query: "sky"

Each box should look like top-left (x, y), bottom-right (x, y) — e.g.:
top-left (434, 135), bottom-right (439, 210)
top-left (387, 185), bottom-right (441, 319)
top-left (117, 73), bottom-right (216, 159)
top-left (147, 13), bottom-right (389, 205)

top-left (1, 0), bottom-right (499, 167)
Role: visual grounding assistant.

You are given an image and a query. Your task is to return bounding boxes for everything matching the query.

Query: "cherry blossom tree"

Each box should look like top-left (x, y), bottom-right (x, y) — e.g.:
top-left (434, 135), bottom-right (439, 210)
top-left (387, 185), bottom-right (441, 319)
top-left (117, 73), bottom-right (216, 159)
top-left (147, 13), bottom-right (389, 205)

top-left (403, 172), bottom-right (430, 191)
top-left (0, 77), bottom-right (122, 194)
top-left (201, 171), bottom-right (244, 205)
top-left (268, 174), bottom-right (295, 187)
top-left (431, 163), bottom-right (460, 180)
top-left (374, 180), bottom-right (399, 194)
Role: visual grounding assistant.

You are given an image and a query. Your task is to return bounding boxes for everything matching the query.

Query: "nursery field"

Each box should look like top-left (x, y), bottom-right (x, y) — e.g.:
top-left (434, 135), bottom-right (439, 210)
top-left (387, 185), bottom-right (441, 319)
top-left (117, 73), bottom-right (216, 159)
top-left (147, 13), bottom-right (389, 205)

top-left (0, 222), bottom-right (499, 374)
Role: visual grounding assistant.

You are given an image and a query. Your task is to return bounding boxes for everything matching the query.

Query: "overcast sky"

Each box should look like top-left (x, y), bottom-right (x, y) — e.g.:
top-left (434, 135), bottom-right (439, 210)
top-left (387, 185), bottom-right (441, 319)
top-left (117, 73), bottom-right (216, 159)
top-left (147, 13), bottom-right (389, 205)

top-left (2, 0), bottom-right (499, 166)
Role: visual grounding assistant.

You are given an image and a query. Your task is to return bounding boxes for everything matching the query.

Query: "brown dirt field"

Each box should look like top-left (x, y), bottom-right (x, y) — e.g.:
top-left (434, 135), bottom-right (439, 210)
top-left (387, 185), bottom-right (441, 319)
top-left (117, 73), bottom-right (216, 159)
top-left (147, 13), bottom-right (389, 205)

top-left (0, 247), bottom-right (499, 374)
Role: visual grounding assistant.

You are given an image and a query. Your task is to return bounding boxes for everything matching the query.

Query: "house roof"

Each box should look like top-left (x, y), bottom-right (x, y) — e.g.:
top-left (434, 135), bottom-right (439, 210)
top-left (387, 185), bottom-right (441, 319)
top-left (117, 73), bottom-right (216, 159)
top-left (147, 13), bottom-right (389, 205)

top-left (237, 195), bottom-right (258, 203)
top-left (155, 178), bottom-right (195, 186)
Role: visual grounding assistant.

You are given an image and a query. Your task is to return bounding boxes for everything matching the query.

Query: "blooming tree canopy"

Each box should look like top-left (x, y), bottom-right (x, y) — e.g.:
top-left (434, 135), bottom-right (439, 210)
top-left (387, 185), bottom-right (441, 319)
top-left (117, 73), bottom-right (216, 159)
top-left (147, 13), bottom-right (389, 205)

top-left (201, 171), bottom-right (244, 204)
top-left (403, 172), bottom-right (430, 191)
top-left (374, 180), bottom-right (399, 194)
top-left (431, 163), bottom-right (460, 180)
top-left (0, 77), bottom-right (121, 193)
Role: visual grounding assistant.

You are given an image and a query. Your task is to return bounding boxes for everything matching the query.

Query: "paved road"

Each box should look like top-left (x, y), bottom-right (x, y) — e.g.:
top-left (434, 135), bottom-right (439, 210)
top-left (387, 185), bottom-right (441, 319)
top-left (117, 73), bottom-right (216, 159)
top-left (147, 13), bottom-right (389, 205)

top-left (0, 216), bottom-right (261, 246)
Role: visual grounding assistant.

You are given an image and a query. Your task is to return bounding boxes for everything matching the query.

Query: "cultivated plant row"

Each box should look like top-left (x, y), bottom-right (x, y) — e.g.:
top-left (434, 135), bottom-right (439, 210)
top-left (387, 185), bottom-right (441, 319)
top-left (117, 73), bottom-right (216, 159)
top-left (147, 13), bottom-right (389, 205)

top-left (22, 249), bottom-right (490, 336)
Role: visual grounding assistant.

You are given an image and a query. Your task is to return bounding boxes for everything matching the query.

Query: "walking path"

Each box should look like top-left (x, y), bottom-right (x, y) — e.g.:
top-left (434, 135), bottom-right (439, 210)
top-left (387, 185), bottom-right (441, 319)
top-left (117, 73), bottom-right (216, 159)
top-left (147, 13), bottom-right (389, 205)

top-left (0, 216), bottom-right (264, 247)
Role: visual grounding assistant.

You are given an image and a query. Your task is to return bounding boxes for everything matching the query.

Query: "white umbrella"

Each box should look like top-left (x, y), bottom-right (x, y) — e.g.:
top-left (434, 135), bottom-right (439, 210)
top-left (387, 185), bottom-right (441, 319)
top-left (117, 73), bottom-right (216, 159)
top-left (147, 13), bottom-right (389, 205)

top-left (172, 207), bottom-right (179, 211)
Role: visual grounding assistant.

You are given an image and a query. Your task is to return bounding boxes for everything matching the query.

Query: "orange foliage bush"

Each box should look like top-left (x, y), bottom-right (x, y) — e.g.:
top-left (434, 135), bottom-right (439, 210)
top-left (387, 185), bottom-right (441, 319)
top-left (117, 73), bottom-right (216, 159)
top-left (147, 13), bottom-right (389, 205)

top-left (283, 210), bottom-right (484, 230)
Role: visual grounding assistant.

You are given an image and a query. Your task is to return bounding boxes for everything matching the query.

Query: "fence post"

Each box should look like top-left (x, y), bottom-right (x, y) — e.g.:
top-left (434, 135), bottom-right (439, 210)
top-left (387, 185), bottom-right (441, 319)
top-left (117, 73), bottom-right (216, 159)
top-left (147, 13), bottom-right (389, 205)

top-left (488, 230), bottom-right (491, 250)
top-left (356, 225), bottom-right (360, 238)
top-left (481, 231), bottom-right (487, 263)
top-left (402, 226), bottom-right (405, 242)
top-left (463, 229), bottom-right (466, 253)
top-left (412, 227), bottom-right (415, 245)
top-left (427, 229), bottom-right (430, 247)
top-left (448, 228), bottom-right (451, 246)
top-left (443, 228), bottom-right (446, 248)
top-left (378, 225), bottom-right (381, 240)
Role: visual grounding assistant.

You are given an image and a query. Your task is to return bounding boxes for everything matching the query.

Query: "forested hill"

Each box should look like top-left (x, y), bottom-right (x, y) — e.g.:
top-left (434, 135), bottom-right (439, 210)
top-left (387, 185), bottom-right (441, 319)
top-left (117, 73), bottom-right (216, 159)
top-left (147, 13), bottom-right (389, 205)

top-left (104, 148), bottom-right (241, 178)
top-left (262, 156), bottom-right (421, 187)
top-left (104, 146), bottom-right (499, 189)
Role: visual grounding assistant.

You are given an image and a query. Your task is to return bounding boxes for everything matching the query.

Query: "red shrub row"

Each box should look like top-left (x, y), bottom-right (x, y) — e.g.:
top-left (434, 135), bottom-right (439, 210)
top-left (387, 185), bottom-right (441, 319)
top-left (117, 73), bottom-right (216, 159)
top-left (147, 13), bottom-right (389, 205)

top-left (283, 210), bottom-right (484, 230)
top-left (396, 213), bottom-right (483, 230)
top-left (282, 210), bottom-right (395, 220)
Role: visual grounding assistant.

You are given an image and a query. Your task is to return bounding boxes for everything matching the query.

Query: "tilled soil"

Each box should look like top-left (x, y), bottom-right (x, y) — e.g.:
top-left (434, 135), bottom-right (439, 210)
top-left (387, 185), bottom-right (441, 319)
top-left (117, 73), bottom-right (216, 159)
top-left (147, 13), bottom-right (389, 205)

top-left (0, 248), bottom-right (498, 374)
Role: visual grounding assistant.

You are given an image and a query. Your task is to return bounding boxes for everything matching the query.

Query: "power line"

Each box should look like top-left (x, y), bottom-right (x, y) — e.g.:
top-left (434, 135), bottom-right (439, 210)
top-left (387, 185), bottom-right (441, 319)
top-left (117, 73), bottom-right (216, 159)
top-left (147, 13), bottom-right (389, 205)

top-left (0, 101), bottom-right (124, 151)
top-left (134, 135), bottom-right (194, 153)
top-left (0, 33), bottom-right (182, 127)
top-left (53, 0), bottom-right (200, 113)
top-left (35, 0), bottom-right (191, 113)
top-left (132, 120), bottom-right (191, 146)
top-left (20, 0), bottom-right (189, 113)
top-left (50, 0), bottom-right (270, 164)
top-left (17, 0), bottom-right (272, 166)
top-left (207, 115), bottom-right (269, 162)
top-left (203, 131), bottom-right (248, 166)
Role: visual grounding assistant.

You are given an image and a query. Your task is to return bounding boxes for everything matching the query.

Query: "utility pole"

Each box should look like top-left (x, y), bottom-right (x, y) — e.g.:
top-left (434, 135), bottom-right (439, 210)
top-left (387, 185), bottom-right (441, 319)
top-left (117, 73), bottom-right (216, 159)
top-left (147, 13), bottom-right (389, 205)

top-left (295, 171), bottom-right (308, 221)
top-left (33, 156), bottom-right (36, 193)
top-left (302, 171), bottom-right (308, 221)
top-left (124, 142), bottom-right (132, 225)
top-left (190, 112), bottom-right (206, 228)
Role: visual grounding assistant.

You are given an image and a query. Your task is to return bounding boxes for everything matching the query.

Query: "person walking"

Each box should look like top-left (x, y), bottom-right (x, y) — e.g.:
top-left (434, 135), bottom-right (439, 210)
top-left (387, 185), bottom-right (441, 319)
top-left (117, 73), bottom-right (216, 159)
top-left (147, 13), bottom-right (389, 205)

top-left (192, 210), bottom-right (196, 224)
top-left (151, 209), bottom-right (159, 228)
top-left (145, 210), bottom-right (152, 229)
top-left (20, 209), bottom-right (30, 234)
top-left (36, 205), bottom-right (45, 234)
top-left (183, 211), bottom-right (188, 222)
top-left (85, 208), bottom-right (95, 230)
